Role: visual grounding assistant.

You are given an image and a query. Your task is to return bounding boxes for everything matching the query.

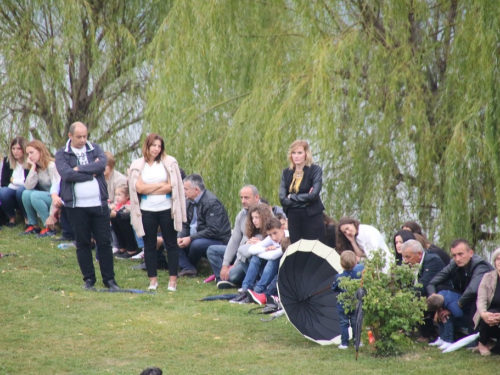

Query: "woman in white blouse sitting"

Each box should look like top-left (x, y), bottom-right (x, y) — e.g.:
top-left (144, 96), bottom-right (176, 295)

top-left (336, 216), bottom-right (393, 272)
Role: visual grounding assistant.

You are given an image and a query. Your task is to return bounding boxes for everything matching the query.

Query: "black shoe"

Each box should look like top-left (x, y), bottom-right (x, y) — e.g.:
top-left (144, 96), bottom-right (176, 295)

top-left (83, 279), bottom-right (96, 291)
top-left (105, 279), bottom-right (120, 291)
top-left (131, 262), bottom-right (147, 271)
top-left (229, 292), bottom-right (248, 304)
top-left (6, 222), bottom-right (16, 228)
top-left (217, 280), bottom-right (238, 290)
top-left (115, 251), bottom-right (138, 259)
top-left (178, 268), bottom-right (198, 277)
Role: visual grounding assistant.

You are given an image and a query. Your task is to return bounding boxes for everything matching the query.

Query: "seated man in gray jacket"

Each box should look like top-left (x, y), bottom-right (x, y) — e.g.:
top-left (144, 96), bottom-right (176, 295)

top-left (207, 185), bottom-right (260, 288)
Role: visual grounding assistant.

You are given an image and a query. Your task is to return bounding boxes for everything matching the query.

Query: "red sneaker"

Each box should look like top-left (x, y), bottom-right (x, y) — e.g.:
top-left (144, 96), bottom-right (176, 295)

top-left (247, 290), bottom-right (267, 305)
top-left (20, 226), bottom-right (41, 235)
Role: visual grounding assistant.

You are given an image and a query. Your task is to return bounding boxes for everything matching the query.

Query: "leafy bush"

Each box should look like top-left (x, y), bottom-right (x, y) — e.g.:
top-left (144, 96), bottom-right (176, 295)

top-left (337, 249), bottom-right (427, 356)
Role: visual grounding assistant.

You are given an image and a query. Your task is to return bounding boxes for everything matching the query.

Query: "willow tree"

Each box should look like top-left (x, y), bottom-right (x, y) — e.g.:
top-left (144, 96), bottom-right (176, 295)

top-left (147, 0), bottom-right (500, 253)
top-left (0, 0), bottom-right (171, 164)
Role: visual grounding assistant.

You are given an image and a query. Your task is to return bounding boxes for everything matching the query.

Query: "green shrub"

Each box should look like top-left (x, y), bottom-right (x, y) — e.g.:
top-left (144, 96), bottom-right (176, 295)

top-left (337, 249), bottom-right (427, 356)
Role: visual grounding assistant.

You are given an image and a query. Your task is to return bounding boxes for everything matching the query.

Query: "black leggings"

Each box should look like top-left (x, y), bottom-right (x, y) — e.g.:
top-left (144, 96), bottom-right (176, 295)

top-left (141, 209), bottom-right (179, 278)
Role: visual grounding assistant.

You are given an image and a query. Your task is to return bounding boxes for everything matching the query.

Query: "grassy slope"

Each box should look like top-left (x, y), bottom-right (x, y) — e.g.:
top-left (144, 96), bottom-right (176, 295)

top-left (0, 227), bottom-right (498, 374)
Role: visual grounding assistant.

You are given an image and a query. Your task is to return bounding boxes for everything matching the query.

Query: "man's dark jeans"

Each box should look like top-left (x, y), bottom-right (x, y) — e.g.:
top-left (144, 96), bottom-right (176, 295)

top-left (60, 206), bottom-right (75, 240)
top-left (67, 205), bottom-right (115, 285)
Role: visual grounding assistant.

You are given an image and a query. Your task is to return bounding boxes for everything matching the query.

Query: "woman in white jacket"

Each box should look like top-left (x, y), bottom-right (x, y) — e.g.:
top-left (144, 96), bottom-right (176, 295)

top-left (336, 217), bottom-right (393, 272)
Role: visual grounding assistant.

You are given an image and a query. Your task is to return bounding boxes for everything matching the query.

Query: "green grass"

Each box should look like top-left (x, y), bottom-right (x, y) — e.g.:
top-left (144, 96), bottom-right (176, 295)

top-left (0, 227), bottom-right (498, 375)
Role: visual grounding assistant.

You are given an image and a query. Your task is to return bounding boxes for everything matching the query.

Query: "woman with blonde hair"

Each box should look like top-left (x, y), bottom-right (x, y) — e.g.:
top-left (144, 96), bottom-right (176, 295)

top-left (128, 133), bottom-right (186, 291)
top-left (279, 140), bottom-right (325, 244)
top-left (0, 136), bottom-right (29, 228)
top-left (21, 140), bottom-right (61, 236)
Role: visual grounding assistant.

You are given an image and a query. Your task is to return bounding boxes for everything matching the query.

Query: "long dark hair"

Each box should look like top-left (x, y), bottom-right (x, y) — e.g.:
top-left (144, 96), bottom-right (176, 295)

top-left (393, 230), bottom-right (415, 265)
top-left (336, 217), bottom-right (360, 254)
top-left (246, 203), bottom-right (274, 238)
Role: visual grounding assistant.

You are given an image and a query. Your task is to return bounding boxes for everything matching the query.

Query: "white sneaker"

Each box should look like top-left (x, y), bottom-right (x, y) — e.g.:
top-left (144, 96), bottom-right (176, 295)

top-left (112, 247), bottom-right (120, 254)
top-left (439, 342), bottom-right (452, 350)
top-left (429, 338), bottom-right (443, 346)
top-left (131, 250), bottom-right (144, 259)
top-left (168, 282), bottom-right (177, 292)
top-left (338, 345), bottom-right (348, 350)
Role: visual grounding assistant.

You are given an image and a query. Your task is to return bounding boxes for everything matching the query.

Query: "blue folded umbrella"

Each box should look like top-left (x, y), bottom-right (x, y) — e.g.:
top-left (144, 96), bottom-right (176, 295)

top-left (200, 294), bottom-right (239, 301)
top-left (97, 288), bottom-right (154, 294)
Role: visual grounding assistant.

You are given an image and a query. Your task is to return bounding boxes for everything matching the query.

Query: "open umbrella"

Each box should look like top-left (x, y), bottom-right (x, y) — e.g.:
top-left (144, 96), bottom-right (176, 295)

top-left (278, 239), bottom-right (342, 345)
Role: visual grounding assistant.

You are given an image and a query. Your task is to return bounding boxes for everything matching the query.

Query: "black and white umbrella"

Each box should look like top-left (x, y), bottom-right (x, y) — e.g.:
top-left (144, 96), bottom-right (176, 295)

top-left (278, 239), bottom-right (342, 345)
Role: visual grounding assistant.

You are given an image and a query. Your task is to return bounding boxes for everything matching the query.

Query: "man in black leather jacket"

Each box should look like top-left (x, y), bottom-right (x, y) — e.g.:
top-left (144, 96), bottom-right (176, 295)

top-left (427, 239), bottom-right (493, 333)
top-left (177, 173), bottom-right (231, 277)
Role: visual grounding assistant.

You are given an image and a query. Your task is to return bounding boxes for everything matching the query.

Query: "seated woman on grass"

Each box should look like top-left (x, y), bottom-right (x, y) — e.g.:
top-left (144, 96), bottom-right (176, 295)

top-left (21, 140), bottom-right (61, 237)
top-left (229, 203), bottom-right (274, 303)
top-left (0, 136), bottom-right (29, 228)
top-left (336, 216), bottom-right (392, 273)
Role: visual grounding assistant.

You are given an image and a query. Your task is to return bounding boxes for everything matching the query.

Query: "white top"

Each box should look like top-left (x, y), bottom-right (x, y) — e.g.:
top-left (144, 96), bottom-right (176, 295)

top-left (139, 161), bottom-right (171, 212)
top-left (71, 146), bottom-right (101, 207)
top-left (8, 163), bottom-right (25, 190)
top-left (356, 224), bottom-right (393, 272)
top-left (248, 230), bottom-right (290, 261)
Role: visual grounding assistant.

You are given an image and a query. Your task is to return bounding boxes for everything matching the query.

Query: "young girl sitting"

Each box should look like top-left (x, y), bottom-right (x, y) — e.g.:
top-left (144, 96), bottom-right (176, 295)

top-left (111, 184), bottom-right (140, 258)
top-left (245, 217), bottom-right (290, 305)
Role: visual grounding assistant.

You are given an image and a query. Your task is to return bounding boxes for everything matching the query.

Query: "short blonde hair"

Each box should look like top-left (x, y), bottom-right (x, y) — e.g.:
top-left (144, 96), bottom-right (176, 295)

top-left (340, 250), bottom-right (357, 271)
top-left (288, 140), bottom-right (313, 169)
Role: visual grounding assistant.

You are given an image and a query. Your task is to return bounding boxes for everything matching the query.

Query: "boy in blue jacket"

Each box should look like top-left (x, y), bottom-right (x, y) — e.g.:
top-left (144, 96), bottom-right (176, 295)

top-left (332, 250), bottom-right (364, 349)
top-left (426, 290), bottom-right (465, 350)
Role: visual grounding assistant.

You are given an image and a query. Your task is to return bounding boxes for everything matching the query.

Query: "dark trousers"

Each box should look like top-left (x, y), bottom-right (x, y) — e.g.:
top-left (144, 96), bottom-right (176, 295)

top-left (338, 303), bottom-right (356, 346)
top-left (60, 206), bottom-right (75, 240)
top-left (66, 205), bottom-right (115, 284)
top-left (141, 209), bottom-right (179, 278)
top-left (420, 311), bottom-right (437, 339)
top-left (287, 208), bottom-right (326, 245)
top-left (111, 215), bottom-right (138, 252)
top-left (178, 238), bottom-right (224, 270)
top-left (478, 309), bottom-right (500, 347)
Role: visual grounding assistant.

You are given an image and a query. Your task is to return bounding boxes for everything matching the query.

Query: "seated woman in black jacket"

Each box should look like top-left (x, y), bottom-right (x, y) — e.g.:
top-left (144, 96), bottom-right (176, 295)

top-left (279, 140), bottom-right (325, 245)
top-left (0, 137), bottom-right (30, 228)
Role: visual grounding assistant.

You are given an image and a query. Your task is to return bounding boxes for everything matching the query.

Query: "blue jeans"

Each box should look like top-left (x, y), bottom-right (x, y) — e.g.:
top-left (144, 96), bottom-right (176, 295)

top-left (60, 207), bottom-right (75, 240)
top-left (438, 314), bottom-right (470, 343)
top-left (22, 189), bottom-right (52, 226)
top-left (206, 245), bottom-right (246, 285)
top-left (178, 238), bottom-right (224, 270)
top-left (338, 303), bottom-right (355, 346)
top-left (242, 256), bottom-right (280, 292)
top-left (264, 274), bottom-right (278, 297)
top-left (254, 259), bottom-right (280, 293)
top-left (0, 186), bottom-right (26, 219)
